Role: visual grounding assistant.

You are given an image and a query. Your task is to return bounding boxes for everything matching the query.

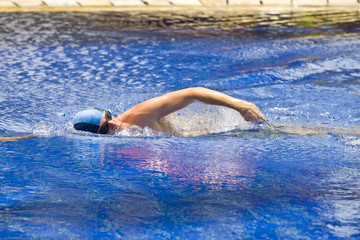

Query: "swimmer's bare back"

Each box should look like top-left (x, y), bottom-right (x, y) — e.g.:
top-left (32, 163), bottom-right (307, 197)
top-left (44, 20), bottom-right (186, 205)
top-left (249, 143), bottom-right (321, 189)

top-left (0, 135), bottom-right (36, 142)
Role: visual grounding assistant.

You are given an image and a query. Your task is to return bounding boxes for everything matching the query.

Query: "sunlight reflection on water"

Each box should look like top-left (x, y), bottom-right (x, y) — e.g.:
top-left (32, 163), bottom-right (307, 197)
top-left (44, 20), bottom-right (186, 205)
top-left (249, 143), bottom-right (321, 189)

top-left (0, 11), bottom-right (359, 239)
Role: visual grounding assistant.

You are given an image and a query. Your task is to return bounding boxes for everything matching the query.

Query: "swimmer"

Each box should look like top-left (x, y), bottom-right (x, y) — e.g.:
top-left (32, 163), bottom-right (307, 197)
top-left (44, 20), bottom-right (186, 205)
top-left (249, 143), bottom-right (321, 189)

top-left (73, 87), bottom-right (267, 135)
top-left (2, 87), bottom-right (359, 141)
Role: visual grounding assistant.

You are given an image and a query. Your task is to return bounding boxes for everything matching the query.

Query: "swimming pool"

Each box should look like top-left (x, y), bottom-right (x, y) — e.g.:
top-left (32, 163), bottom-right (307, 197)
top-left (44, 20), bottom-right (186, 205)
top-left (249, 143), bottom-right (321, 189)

top-left (0, 10), bottom-right (359, 239)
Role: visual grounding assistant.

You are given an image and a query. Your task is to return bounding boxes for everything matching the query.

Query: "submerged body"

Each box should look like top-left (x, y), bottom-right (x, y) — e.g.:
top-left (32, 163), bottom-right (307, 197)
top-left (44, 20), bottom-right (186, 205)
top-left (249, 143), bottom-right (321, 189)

top-left (271, 123), bottom-right (360, 136)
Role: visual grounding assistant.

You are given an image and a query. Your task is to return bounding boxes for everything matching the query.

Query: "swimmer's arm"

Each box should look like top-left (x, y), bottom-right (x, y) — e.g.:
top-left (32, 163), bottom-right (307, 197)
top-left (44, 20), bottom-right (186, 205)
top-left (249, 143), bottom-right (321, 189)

top-left (186, 87), bottom-right (266, 123)
top-left (122, 87), bottom-right (266, 125)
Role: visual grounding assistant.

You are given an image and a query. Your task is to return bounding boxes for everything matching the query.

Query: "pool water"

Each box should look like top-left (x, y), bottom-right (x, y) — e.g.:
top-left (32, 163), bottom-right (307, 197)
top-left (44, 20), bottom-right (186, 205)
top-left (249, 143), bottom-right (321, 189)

top-left (0, 11), bottom-right (360, 239)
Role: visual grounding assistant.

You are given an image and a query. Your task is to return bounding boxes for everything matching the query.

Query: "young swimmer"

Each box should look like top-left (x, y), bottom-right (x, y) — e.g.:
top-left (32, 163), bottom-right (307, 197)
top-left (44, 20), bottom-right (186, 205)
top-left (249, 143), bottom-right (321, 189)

top-left (73, 87), bottom-right (267, 135)
top-left (2, 85), bottom-right (359, 141)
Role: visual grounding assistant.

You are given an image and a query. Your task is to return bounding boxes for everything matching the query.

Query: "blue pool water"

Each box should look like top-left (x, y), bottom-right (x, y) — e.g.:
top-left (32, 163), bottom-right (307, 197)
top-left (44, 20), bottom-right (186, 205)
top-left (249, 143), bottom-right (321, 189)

top-left (1, 11), bottom-right (360, 239)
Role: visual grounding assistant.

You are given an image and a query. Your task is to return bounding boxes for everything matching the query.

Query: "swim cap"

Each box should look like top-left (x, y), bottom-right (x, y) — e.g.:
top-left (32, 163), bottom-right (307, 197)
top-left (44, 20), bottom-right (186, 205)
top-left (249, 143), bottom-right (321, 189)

top-left (73, 109), bottom-right (103, 133)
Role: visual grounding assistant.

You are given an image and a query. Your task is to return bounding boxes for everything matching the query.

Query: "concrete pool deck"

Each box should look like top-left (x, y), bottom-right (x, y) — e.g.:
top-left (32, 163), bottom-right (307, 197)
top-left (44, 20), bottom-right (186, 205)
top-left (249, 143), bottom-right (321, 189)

top-left (0, 0), bottom-right (358, 11)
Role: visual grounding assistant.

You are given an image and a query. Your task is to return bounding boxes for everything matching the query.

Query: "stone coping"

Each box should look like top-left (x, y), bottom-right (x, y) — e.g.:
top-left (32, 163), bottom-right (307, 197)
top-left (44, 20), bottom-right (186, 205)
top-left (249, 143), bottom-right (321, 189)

top-left (0, 6), bottom-right (359, 13)
top-left (0, 0), bottom-right (358, 12)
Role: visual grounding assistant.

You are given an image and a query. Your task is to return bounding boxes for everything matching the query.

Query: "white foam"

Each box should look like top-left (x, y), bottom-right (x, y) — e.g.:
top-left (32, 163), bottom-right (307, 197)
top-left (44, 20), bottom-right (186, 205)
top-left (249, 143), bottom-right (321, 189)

top-left (114, 125), bottom-right (167, 137)
top-left (160, 103), bottom-right (254, 136)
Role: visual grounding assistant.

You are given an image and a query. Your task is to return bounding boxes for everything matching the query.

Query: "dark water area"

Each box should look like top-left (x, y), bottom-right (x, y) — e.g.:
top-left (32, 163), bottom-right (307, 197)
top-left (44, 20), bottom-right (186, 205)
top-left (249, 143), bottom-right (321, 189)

top-left (0, 11), bottom-right (359, 239)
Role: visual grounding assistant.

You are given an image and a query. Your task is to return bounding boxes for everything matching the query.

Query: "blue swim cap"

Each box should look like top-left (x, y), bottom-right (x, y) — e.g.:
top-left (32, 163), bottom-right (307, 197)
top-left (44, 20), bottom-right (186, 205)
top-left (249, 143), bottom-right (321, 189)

top-left (73, 109), bottom-right (103, 133)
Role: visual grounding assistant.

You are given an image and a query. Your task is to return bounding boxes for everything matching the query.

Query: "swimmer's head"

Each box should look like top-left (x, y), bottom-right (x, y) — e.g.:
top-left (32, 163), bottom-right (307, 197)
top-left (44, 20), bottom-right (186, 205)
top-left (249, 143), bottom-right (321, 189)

top-left (73, 108), bottom-right (113, 134)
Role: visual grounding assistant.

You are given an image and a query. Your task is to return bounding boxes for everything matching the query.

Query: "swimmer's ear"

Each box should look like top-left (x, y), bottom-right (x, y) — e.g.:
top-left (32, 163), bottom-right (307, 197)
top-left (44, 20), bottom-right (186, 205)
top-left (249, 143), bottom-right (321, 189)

top-left (0, 135), bottom-right (36, 142)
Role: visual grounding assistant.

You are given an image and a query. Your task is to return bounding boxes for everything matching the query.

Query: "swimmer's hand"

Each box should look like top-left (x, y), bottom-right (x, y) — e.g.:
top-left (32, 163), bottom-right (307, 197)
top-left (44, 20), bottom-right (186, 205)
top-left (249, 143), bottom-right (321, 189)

top-left (237, 101), bottom-right (266, 124)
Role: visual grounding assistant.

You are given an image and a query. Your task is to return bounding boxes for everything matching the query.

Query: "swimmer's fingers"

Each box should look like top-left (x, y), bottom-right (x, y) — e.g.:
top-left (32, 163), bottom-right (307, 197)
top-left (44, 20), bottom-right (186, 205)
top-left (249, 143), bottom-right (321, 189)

top-left (243, 110), bottom-right (266, 124)
top-left (239, 102), bottom-right (266, 124)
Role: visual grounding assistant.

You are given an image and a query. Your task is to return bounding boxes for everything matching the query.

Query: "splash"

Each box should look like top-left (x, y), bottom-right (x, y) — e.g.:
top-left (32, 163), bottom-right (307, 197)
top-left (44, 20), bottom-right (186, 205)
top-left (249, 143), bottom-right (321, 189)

top-left (32, 112), bottom-right (75, 136)
top-left (159, 103), bottom-right (254, 137)
top-left (114, 125), bottom-right (167, 138)
top-left (110, 104), bottom-right (256, 138)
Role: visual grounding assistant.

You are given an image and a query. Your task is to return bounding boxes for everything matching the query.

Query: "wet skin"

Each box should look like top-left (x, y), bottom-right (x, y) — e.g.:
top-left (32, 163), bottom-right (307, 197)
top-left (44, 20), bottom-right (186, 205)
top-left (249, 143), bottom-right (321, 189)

top-left (97, 87), bottom-right (267, 135)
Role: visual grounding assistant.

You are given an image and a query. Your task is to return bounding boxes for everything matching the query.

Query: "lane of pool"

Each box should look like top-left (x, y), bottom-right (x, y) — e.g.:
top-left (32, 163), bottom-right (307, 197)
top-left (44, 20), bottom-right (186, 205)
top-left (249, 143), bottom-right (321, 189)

top-left (0, 11), bottom-right (359, 239)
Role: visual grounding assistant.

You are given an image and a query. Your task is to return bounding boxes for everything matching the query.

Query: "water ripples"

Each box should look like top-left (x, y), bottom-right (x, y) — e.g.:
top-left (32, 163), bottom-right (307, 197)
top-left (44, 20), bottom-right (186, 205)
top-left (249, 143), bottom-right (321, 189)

top-left (0, 32), bottom-right (359, 135)
top-left (0, 10), bottom-right (360, 239)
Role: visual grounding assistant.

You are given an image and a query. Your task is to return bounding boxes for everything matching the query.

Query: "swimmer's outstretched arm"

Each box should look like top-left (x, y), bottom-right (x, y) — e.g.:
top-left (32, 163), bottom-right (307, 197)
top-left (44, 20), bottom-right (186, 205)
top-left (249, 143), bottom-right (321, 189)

top-left (119, 87), bottom-right (266, 128)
